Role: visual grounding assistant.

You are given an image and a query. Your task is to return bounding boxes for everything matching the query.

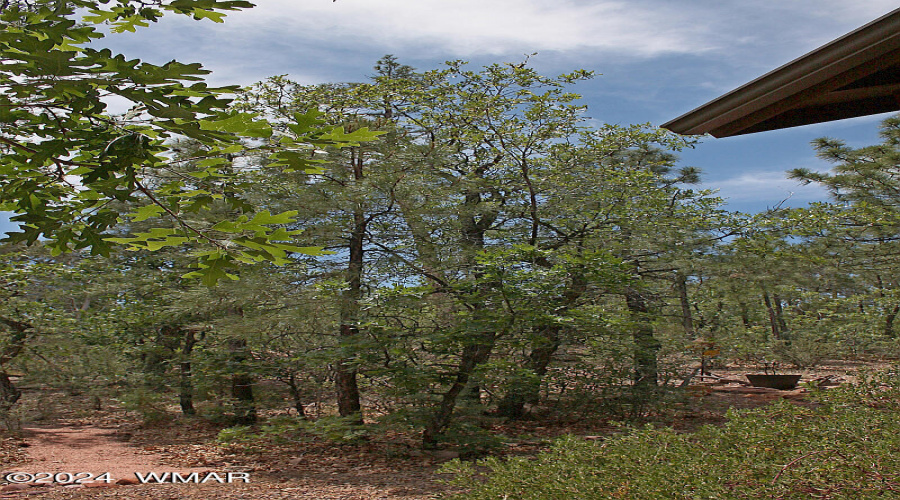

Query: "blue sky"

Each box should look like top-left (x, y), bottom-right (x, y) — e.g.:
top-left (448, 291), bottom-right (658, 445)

top-left (21, 0), bottom-right (900, 231)
top-left (85, 2), bottom-right (900, 212)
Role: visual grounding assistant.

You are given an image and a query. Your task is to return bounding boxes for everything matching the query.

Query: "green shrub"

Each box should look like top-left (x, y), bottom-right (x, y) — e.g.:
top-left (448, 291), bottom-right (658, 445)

top-left (298, 415), bottom-right (369, 443)
top-left (216, 415), bottom-right (366, 448)
top-left (117, 387), bottom-right (171, 425)
top-left (542, 360), bottom-right (682, 422)
top-left (216, 425), bottom-right (256, 444)
top-left (439, 420), bottom-right (507, 457)
top-left (442, 369), bottom-right (900, 499)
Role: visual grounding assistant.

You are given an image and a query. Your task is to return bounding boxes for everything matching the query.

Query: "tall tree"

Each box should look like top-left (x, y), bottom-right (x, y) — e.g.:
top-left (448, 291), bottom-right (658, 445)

top-left (239, 57), bottom-right (730, 445)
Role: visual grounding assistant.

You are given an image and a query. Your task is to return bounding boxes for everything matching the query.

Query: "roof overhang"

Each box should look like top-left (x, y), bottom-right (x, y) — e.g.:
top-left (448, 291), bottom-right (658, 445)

top-left (662, 8), bottom-right (900, 138)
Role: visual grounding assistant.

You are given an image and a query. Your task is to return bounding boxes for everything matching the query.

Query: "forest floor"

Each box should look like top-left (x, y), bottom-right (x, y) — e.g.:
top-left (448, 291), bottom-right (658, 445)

top-left (0, 360), bottom-right (882, 499)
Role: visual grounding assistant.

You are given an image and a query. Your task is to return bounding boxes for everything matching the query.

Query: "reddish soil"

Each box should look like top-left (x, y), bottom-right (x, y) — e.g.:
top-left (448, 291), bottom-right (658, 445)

top-left (4, 426), bottom-right (213, 481)
top-left (0, 399), bottom-right (451, 499)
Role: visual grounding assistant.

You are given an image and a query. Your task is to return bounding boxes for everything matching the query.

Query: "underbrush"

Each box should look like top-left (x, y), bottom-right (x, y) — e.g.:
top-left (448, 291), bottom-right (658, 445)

top-left (216, 414), bottom-right (370, 448)
top-left (441, 369), bottom-right (900, 499)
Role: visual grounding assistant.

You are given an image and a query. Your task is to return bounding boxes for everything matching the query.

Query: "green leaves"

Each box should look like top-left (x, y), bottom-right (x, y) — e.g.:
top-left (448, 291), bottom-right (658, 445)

top-left (265, 111), bottom-right (385, 172)
top-left (129, 204), bottom-right (167, 223)
top-left (106, 228), bottom-right (191, 252)
top-left (182, 250), bottom-right (240, 287)
top-left (200, 112), bottom-right (273, 138)
top-left (320, 125), bottom-right (384, 145)
top-left (212, 210), bottom-right (298, 233)
top-left (0, 1), bottom-right (380, 285)
top-left (109, 205), bottom-right (332, 280)
top-left (81, 1), bottom-right (254, 32)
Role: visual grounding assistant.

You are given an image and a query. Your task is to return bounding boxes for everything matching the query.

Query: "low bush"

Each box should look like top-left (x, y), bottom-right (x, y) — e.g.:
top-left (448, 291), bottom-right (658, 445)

top-left (442, 369), bottom-right (900, 499)
top-left (216, 414), bottom-right (368, 448)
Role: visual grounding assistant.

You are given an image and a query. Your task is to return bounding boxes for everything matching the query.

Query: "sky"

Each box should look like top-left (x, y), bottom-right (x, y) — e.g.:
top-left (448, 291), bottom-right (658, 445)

top-left (11, 0), bottom-right (900, 233)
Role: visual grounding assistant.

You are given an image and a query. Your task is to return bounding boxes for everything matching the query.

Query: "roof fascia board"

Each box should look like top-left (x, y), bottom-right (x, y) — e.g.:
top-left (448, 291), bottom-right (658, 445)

top-left (709, 45), bottom-right (900, 137)
top-left (662, 7), bottom-right (900, 136)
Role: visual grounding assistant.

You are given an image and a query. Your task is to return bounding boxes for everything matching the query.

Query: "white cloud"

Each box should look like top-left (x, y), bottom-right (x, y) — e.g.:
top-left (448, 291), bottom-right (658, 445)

top-left (706, 170), bottom-right (828, 206)
top-left (226, 0), bottom-right (716, 57)
top-left (223, 1), bottom-right (899, 60)
top-left (101, 1), bottom-right (900, 90)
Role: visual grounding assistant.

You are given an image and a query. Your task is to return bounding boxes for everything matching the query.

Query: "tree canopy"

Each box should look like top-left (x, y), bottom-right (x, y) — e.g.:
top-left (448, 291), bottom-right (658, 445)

top-left (0, 0), bottom-right (379, 284)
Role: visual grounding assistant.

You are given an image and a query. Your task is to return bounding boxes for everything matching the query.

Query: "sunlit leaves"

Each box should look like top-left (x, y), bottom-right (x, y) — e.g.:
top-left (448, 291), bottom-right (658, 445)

top-left (0, 1), bottom-right (380, 285)
top-left (129, 204), bottom-right (167, 223)
top-left (181, 249), bottom-right (239, 287)
top-left (199, 112), bottom-right (273, 138)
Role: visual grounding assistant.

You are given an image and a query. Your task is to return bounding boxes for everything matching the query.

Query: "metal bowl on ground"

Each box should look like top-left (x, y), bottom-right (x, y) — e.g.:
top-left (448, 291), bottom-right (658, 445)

top-left (745, 374), bottom-right (802, 390)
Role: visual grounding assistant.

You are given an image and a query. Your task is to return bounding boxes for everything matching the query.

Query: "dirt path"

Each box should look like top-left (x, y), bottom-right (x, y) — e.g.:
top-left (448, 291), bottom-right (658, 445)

top-left (1, 424), bottom-right (446, 499)
top-left (0, 425), bottom-right (240, 499)
top-left (4, 425), bottom-right (213, 482)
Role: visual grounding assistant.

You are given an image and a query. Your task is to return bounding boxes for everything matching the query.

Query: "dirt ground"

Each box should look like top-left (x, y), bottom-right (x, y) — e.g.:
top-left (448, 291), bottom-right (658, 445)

top-left (1, 417), bottom-right (450, 500)
top-left (0, 360), bottom-right (882, 499)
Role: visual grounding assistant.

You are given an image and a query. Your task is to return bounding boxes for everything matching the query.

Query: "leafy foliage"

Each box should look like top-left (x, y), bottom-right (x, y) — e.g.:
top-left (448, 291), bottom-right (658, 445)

top-left (0, 0), bottom-right (379, 284)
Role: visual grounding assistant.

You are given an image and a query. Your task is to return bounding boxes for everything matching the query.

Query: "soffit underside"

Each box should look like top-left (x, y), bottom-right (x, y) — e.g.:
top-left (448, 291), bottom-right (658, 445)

top-left (712, 52), bottom-right (900, 137)
top-left (662, 8), bottom-right (900, 138)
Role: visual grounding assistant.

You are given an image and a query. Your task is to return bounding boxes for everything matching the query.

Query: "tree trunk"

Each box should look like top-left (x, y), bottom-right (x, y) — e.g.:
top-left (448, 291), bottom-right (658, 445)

top-left (696, 301), bottom-right (714, 333)
top-left (0, 371), bottom-right (20, 409)
top-left (228, 338), bottom-right (256, 425)
top-left (738, 301), bottom-right (751, 328)
top-left (876, 274), bottom-right (898, 338)
top-left (0, 317), bottom-right (29, 411)
top-left (885, 303), bottom-right (900, 338)
top-left (422, 337), bottom-right (495, 448)
top-left (761, 288), bottom-right (781, 340)
top-left (178, 329), bottom-right (197, 416)
top-left (495, 248), bottom-right (586, 420)
top-left (772, 293), bottom-right (788, 340)
top-left (285, 372), bottom-right (307, 418)
top-left (675, 272), bottom-right (695, 338)
top-left (335, 325), bottom-right (363, 423)
top-left (625, 288), bottom-right (659, 389)
top-left (422, 181), bottom-right (499, 447)
top-left (462, 384), bottom-right (482, 406)
top-left (495, 325), bottom-right (560, 420)
top-left (335, 150), bottom-right (365, 425)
